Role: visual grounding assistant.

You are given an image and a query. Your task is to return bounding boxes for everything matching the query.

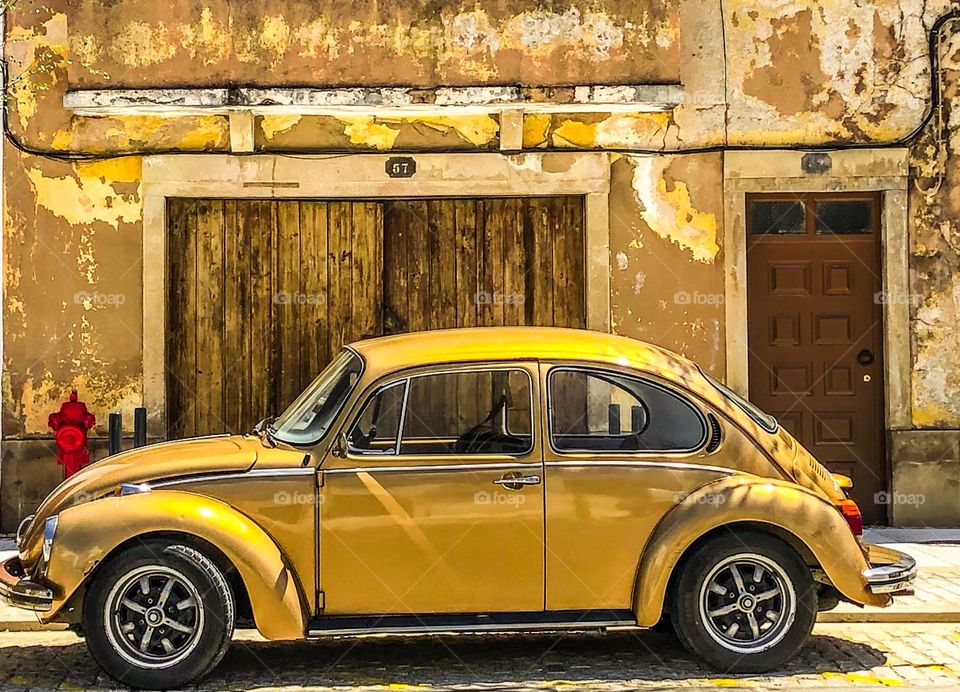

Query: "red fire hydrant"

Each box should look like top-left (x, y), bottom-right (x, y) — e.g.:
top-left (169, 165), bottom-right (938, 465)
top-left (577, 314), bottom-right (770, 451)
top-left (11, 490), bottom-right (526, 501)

top-left (48, 390), bottom-right (96, 478)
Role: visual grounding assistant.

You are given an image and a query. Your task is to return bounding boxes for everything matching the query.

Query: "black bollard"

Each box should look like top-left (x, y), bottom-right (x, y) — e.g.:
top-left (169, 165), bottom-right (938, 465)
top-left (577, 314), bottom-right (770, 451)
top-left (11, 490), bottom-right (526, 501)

top-left (108, 412), bottom-right (122, 456)
top-left (133, 407), bottom-right (147, 448)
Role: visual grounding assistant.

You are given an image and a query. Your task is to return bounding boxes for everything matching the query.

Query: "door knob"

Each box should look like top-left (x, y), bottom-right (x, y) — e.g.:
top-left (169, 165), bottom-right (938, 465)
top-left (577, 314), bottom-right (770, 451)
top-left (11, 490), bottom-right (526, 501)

top-left (493, 473), bottom-right (541, 490)
top-left (857, 349), bottom-right (874, 366)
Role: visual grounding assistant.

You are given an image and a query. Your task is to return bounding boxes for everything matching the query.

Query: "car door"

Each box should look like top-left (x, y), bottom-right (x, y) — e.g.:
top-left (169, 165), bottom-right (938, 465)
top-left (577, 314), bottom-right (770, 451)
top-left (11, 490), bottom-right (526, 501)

top-left (318, 362), bottom-right (544, 615)
top-left (541, 363), bottom-right (729, 611)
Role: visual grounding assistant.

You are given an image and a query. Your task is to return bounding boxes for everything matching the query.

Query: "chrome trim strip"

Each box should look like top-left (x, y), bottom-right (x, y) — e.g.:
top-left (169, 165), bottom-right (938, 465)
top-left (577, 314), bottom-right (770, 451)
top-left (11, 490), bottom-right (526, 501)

top-left (396, 377), bottom-right (411, 452)
top-left (151, 467), bottom-right (316, 488)
top-left (323, 462), bottom-right (538, 475)
top-left (544, 460), bottom-right (735, 475)
top-left (246, 467), bottom-right (317, 477)
top-left (307, 619), bottom-right (634, 637)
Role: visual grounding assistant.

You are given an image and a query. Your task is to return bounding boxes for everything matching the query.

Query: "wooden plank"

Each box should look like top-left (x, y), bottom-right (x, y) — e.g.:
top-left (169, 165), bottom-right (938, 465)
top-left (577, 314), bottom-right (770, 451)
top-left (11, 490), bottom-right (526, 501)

top-left (437, 200), bottom-right (458, 330)
top-left (351, 201), bottom-right (383, 341)
top-left (276, 200), bottom-right (302, 410)
top-left (165, 199), bottom-right (191, 438)
top-left (552, 196), bottom-right (586, 329)
top-left (299, 201), bottom-right (329, 388)
top-left (195, 200), bottom-right (226, 435)
top-left (478, 200), bottom-right (505, 326)
top-left (327, 201), bottom-right (352, 359)
top-left (526, 198), bottom-right (555, 326)
top-left (222, 200), bottom-right (247, 433)
top-left (454, 200), bottom-right (478, 328)
top-left (245, 200), bottom-right (273, 426)
top-left (502, 198), bottom-right (526, 326)
top-left (405, 200), bottom-right (430, 333)
top-left (382, 202), bottom-right (409, 335)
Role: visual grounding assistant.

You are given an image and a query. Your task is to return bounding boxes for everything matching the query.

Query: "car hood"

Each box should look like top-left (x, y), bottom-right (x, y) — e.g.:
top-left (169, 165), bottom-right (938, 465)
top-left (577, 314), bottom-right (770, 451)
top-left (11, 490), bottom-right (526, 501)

top-left (19, 435), bottom-right (260, 560)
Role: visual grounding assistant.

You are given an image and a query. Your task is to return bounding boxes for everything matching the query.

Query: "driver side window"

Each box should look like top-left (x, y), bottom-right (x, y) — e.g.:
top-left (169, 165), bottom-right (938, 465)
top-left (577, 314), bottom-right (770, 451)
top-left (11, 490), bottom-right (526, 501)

top-left (401, 368), bottom-right (533, 455)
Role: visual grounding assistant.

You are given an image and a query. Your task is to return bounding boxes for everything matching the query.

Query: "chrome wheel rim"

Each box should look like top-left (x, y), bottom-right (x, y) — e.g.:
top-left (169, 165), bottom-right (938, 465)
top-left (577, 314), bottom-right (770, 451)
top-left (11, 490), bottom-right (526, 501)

top-left (698, 553), bottom-right (796, 654)
top-left (105, 565), bottom-right (204, 668)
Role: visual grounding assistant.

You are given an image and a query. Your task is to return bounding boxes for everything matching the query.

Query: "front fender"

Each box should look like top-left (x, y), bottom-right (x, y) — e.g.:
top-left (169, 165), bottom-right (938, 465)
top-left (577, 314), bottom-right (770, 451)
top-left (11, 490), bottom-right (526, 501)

top-left (43, 490), bottom-right (307, 640)
top-left (632, 476), bottom-right (889, 626)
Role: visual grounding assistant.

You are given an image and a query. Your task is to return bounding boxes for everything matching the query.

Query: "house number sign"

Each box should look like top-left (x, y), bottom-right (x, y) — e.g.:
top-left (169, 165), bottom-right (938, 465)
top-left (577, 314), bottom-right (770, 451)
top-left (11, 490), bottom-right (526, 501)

top-left (385, 156), bottom-right (417, 178)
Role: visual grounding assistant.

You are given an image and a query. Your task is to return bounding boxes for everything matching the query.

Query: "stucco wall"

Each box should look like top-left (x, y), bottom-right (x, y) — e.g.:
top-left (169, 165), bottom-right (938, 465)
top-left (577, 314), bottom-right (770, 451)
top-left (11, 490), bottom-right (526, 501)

top-left (65, 0), bottom-right (681, 89)
top-left (2, 0), bottom-right (960, 527)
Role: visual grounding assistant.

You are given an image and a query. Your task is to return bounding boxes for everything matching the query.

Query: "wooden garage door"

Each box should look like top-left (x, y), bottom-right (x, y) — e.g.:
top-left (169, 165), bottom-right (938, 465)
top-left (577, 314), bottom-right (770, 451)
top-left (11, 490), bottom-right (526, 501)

top-left (166, 196), bottom-right (584, 438)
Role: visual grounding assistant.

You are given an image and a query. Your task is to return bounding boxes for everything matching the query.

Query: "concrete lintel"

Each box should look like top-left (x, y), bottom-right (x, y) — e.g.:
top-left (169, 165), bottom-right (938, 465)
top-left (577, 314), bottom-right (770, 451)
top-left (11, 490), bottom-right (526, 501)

top-left (62, 87), bottom-right (230, 112)
top-left (63, 84), bottom-right (683, 116)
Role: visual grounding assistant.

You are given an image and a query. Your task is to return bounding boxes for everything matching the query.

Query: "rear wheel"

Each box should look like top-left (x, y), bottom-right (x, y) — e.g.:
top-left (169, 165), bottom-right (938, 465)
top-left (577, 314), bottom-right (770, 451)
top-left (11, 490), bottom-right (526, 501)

top-left (83, 541), bottom-right (234, 690)
top-left (670, 531), bottom-right (816, 672)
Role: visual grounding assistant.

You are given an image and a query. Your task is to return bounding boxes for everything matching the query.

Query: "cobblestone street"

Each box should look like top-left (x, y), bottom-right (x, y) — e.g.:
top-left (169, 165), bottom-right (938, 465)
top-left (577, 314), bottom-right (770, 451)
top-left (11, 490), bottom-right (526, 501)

top-left (1, 624), bottom-right (959, 690)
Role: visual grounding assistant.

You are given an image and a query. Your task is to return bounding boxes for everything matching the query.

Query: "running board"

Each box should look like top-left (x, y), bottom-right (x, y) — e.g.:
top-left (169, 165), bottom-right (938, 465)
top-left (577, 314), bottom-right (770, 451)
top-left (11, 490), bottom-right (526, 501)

top-left (307, 609), bottom-right (636, 637)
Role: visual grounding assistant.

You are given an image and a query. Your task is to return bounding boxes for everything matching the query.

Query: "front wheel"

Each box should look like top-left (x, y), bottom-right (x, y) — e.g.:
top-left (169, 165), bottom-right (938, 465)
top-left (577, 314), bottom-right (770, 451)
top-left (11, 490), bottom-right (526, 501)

top-left (670, 531), bottom-right (817, 672)
top-left (83, 542), bottom-right (235, 690)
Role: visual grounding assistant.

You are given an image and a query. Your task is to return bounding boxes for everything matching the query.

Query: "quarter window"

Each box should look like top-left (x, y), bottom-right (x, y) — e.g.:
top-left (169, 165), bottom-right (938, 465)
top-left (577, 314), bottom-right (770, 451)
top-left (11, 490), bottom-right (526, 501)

top-left (549, 369), bottom-right (706, 453)
top-left (401, 369), bottom-right (533, 455)
top-left (347, 381), bottom-right (405, 454)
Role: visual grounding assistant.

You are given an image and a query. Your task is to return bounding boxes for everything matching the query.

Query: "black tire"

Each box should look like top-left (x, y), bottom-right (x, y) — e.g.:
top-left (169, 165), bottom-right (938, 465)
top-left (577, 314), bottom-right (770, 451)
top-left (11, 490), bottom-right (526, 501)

top-left (83, 541), bottom-right (235, 690)
top-left (670, 530), bottom-right (816, 673)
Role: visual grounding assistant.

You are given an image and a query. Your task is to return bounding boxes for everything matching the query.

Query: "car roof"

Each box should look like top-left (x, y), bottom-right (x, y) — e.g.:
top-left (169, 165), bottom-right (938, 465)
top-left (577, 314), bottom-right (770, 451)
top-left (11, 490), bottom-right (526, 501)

top-left (348, 327), bottom-right (704, 384)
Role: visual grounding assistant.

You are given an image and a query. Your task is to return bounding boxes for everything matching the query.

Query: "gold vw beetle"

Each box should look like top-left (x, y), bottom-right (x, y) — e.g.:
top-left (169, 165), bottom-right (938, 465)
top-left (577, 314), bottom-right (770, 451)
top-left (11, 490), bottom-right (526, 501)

top-left (2, 328), bottom-right (915, 688)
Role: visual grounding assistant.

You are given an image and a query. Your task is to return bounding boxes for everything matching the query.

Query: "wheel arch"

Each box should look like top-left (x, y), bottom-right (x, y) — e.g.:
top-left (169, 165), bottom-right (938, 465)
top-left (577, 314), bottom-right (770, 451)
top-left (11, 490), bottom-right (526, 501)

top-left (631, 476), bottom-right (888, 626)
top-left (660, 521), bottom-right (815, 620)
top-left (63, 530), bottom-right (254, 628)
top-left (43, 491), bottom-right (308, 639)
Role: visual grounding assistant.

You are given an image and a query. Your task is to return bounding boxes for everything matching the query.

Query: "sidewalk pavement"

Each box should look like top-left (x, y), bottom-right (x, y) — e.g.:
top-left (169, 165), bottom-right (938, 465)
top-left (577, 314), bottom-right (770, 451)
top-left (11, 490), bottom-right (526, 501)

top-left (1, 530), bottom-right (958, 631)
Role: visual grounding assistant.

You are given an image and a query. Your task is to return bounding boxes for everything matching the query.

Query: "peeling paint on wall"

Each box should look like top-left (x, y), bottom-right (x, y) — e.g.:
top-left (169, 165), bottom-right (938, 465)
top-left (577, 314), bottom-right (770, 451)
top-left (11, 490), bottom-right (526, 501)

top-left (725, 1), bottom-right (929, 144)
top-left (25, 163), bottom-right (142, 229)
top-left (629, 156), bottom-right (719, 264)
top-left (260, 114), bottom-right (304, 140)
top-left (912, 277), bottom-right (960, 426)
top-left (337, 116), bottom-right (401, 149)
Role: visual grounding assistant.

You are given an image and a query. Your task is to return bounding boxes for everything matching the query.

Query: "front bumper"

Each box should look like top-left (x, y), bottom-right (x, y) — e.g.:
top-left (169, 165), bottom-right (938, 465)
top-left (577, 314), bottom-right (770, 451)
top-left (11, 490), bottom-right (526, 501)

top-left (0, 551), bottom-right (52, 612)
top-left (862, 543), bottom-right (917, 595)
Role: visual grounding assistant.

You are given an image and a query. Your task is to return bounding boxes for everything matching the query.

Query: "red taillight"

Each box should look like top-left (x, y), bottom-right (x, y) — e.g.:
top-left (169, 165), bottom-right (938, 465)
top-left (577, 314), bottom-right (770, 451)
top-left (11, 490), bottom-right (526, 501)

top-left (836, 499), bottom-right (863, 536)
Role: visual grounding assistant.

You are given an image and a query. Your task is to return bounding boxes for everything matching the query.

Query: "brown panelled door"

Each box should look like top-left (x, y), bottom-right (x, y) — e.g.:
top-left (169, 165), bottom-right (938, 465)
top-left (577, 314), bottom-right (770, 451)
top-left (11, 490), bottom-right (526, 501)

top-left (746, 193), bottom-right (886, 524)
top-left (166, 196), bottom-right (585, 438)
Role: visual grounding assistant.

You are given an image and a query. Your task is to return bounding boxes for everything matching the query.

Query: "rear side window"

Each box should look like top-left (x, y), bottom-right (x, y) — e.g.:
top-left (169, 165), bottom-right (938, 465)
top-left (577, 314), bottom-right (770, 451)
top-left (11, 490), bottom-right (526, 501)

top-left (549, 368), bottom-right (707, 453)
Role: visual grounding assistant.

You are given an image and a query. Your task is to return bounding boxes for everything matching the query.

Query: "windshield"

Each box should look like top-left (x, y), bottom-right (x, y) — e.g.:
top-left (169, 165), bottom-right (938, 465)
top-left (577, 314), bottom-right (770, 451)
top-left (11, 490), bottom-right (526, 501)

top-left (271, 350), bottom-right (364, 445)
top-left (701, 369), bottom-right (779, 433)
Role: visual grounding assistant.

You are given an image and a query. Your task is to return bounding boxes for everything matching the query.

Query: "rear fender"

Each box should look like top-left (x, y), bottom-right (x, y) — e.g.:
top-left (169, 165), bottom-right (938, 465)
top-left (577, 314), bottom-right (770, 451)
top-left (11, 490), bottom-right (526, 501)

top-left (43, 490), bottom-right (307, 640)
top-left (632, 476), bottom-right (889, 626)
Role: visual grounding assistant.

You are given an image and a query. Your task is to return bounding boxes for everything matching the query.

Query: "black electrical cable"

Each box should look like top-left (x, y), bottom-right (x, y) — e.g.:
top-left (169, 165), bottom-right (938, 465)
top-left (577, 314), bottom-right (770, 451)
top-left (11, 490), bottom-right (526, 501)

top-left (2, 8), bottom-right (958, 162)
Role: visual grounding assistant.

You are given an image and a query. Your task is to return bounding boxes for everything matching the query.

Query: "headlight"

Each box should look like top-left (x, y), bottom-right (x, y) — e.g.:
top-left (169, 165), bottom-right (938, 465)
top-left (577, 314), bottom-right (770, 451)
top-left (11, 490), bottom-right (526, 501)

top-left (42, 516), bottom-right (58, 564)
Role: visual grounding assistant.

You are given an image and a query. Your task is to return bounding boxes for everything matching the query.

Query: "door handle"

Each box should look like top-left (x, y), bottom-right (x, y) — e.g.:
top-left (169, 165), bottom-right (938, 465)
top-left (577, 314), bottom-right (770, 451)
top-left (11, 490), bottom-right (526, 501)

top-left (493, 474), bottom-right (541, 489)
top-left (857, 349), bottom-right (875, 366)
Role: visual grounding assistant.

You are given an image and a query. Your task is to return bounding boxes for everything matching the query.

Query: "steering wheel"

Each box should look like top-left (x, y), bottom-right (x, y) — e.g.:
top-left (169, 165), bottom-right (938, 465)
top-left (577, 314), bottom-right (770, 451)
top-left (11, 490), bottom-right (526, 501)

top-left (453, 426), bottom-right (525, 454)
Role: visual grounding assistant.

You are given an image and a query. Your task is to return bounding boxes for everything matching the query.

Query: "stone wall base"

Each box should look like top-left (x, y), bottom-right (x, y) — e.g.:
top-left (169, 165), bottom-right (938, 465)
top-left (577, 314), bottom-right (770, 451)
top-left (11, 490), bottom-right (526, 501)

top-left (889, 430), bottom-right (960, 528)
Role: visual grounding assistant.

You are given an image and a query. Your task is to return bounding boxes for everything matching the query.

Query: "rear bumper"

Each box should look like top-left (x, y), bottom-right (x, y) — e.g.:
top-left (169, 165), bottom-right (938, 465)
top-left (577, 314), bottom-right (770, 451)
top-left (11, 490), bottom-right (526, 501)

top-left (0, 552), bottom-right (52, 612)
top-left (862, 544), bottom-right (917, 595)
